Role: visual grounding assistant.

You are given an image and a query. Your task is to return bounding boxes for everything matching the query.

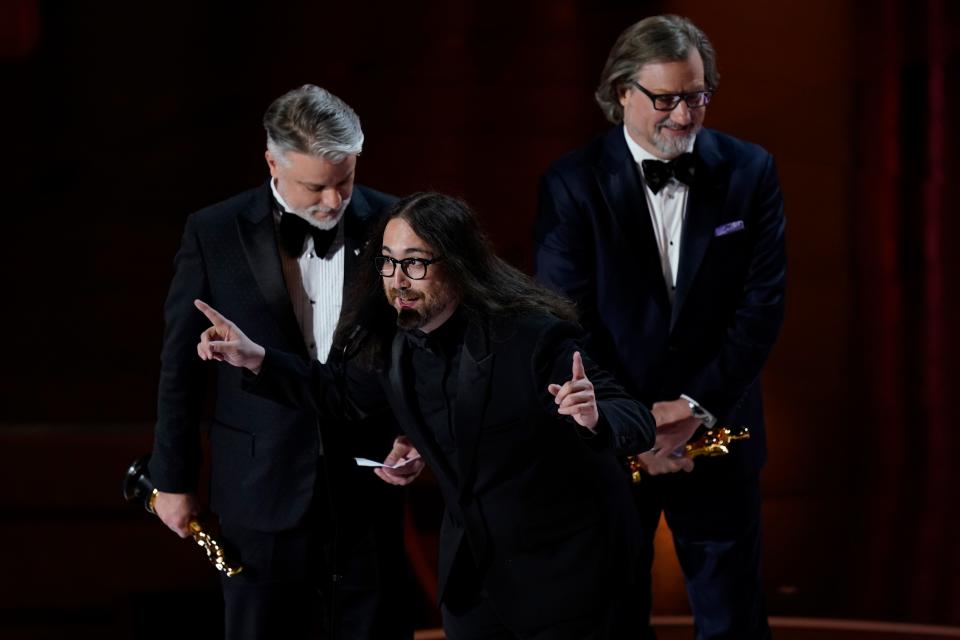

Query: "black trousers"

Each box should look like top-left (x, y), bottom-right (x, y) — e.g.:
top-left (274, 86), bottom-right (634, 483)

top-left (217, 464), bottom-right (413, 640)
top-left (632, 465), bottom-right (772, 640)
top-left (441, 592), bottom-right (607, 640)
top-left (440, 553), bottom-right (635, 640)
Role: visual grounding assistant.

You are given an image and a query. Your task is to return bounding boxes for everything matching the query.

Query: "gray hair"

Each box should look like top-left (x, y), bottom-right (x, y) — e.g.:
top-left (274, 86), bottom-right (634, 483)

top-left (595, 15), bottom-right (720, 124)
top-left (263, 84), bottom-right (364, 164)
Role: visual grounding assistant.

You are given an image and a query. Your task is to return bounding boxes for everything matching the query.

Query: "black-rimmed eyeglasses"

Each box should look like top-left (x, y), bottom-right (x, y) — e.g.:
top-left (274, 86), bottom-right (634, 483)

top-left (375, 256), bottom-right (444, 280)
top-left (629, 80), bottom-right (713, 111)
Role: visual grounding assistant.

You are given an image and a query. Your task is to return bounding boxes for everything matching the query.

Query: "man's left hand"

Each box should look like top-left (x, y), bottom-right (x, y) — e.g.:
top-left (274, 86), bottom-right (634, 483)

top-left (374, 436), bottom-right (425, 486)
top-left (648, 398), bottom-right (702, 462)
top-left (548, 351), bottom-right (599, 430)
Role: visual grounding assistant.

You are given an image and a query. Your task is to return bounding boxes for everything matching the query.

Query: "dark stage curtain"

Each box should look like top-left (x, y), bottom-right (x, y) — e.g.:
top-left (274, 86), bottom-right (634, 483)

top-left (852, 0), bottom-right (959, 624)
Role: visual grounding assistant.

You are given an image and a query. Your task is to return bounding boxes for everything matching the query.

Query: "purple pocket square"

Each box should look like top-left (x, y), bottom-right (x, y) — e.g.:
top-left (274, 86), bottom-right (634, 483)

top-left (714, 220), bottom-right (745, 237)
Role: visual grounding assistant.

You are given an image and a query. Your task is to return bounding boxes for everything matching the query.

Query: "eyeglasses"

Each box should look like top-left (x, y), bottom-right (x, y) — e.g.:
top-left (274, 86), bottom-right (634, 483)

top-left (629, 80), bottom-right (713, 111)
top-left (375, 255), bottom-right (444, 280)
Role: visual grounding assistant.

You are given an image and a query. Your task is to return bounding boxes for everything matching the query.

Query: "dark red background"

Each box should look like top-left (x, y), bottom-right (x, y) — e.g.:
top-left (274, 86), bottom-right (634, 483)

top-left (1, 0), bottom-right (958, 636)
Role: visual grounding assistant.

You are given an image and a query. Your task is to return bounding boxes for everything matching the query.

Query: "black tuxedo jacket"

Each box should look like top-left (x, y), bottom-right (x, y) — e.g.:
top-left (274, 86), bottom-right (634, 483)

top-left (254, 312), bottom-right (655, 630)
top-left (535, 127), bottom-right (786, 475)
top-left (150, 181), bottom-right (395, 531)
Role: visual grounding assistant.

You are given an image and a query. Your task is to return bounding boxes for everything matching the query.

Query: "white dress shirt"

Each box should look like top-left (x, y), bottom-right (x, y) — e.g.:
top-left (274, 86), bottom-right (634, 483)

top-left (623, 126), bottom-right (696, 304)
top-left (270, 180), bottom-right (344, 364)
top-left (623, 128), bottom-right (711, 418)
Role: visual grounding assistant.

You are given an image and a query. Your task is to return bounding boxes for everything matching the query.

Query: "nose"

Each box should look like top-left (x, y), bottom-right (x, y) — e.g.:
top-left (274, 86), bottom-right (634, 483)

top-left (321, 188), bottom-right (342, 211)
top-left (671, 101), bottom-right (692, 125)
top-left (392, 267), bottom-right (410, 288)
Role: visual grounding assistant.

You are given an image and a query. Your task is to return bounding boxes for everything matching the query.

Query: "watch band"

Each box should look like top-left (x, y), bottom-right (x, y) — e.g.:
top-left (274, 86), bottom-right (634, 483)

top-left (680, 394), bottom-right (717, 429)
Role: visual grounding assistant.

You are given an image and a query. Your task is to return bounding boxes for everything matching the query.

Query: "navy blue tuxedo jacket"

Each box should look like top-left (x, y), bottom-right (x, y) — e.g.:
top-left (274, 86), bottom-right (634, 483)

top-left (535, 126), bottom-right (786, 474)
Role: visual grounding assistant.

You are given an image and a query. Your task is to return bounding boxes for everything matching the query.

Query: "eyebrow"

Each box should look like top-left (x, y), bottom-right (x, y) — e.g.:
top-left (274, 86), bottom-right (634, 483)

top-left (656, 86), bottom-right (708, 95)
top-left (298, 172), bottom-right (354, 190)
top-left (381, 244), bottom-right (433, 257)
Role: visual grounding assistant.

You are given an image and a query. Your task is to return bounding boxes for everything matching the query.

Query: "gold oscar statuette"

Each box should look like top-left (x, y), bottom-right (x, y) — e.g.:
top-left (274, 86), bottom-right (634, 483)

top-left (628, 426), bottom-right (750, 484)
top-left (124, 455), bottom-right (244, 577)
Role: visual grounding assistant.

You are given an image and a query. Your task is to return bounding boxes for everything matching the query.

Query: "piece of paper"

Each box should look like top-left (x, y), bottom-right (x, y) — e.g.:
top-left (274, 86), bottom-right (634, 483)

top-left (354, 456), bottom-right (421, 470)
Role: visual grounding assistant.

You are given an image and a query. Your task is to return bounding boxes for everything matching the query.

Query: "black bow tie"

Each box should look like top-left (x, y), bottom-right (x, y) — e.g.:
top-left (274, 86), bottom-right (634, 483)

top-left (641, 153), bottom-right (696, 194)
top-left (279, 211), bottom-right (338, 257)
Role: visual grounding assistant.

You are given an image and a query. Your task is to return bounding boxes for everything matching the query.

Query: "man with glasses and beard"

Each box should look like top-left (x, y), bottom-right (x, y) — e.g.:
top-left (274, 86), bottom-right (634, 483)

top-left (192, 192), bottom-right (657, 639)
top-left (150, 84), bottom-right (411, 639)
top-left (535, 15), bottom-right (787, 640)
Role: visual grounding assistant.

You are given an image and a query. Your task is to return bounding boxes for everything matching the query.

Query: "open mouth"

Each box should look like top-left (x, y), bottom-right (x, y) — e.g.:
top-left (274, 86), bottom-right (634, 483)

top-left (394, 290), bottom-right (420, 308)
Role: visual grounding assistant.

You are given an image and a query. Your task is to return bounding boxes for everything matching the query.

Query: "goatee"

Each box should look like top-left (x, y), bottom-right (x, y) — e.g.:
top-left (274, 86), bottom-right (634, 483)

top-left (397, 308), bottom-right (423, 330)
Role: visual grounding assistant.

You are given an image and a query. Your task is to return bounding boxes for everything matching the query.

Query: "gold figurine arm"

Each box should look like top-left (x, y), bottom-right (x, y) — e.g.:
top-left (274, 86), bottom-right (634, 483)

top-left (628, 426), bottom-right (750, 483)
top-left (188, 521), bottom-right (244, 577)
top-left (686, 426), bottom-right (751, 459)
top-left (146, 488), bottom-right (243, 577)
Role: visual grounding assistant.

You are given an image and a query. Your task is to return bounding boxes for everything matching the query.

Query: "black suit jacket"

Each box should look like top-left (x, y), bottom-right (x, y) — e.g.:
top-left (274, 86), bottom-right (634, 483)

top-left (150, 181), bottom-right (395, 531)
top-left (535, 127), bottom-right (786, 475)
top-left (254, 312), bottom-right (655, 630)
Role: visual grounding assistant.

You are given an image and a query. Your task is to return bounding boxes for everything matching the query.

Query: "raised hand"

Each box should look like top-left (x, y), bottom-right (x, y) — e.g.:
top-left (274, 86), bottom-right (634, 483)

top-left (194, 299), bottom-right (266, 372)
top-left (547, 351), bottom-right (599, 430)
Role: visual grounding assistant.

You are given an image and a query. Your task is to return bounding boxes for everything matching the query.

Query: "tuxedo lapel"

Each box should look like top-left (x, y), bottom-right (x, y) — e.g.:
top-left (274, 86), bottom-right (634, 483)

top-left (595, 129), bottom-right (671, 316)
top-left (236, 183), bottom-right (306, 352)
top-left (453, 319), bottom-right (493, 506)
top-left (672, 130), bottom-right (730, 329)
top-left (342, 187), bottom-right (373, 290)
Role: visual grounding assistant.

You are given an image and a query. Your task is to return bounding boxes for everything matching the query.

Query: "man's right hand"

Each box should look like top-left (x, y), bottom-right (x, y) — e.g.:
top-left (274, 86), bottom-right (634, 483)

top-left (194, 299), bottom-right (266, 372)
top-left (634, 449), bottom-right (695, 476)
top-left (153, 491), bottom-right (201, 538)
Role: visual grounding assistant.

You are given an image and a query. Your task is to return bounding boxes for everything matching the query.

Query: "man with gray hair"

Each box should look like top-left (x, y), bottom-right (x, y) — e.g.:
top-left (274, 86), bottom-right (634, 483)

top-left (536, 15), bottom-right (785, 640)
top-left (149, 84), bottom-right (411, 639)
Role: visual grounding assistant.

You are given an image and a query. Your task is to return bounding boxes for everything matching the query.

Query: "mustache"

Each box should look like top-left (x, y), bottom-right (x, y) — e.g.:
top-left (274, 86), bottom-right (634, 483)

top-left (657, 121), bottom-right (693, 131)
top-left (391, 288), bottom-right (421, 301)
top-left (305, 203), bottom-right (341, 215)
top-left (303, 195), bottom-right (351, 216)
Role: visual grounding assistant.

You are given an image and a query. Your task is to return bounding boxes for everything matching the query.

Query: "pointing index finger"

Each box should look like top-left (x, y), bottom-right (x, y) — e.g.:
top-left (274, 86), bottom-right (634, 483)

top-left (194, 299), bottom-right (227, 326)
top-left (572, 351), bottom-right (586, 381)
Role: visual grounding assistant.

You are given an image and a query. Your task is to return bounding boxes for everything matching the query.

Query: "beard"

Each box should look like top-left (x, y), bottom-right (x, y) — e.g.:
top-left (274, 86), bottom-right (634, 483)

top-left (389, 286), bottom-right (453, 331)
top-left (397, 308), bottom-right (422, 330)
top-left (291, 196), bottom-right (351, 230)
top-left (651, 120), bottom-right (701, 157)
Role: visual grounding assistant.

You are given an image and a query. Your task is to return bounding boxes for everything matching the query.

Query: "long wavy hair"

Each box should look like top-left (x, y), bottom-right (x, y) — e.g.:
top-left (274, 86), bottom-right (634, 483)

top-left (335, 192), bottom-right (578, 369)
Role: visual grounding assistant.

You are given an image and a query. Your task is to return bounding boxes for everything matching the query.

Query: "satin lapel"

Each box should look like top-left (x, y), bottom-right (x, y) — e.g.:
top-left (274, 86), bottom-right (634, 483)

top-left (387, 332), bottom-right (458, 490)
top-left (595, 129), bottom-right (671, 315)
top-left (237, 183), bottom-right (306, 352)
top-left (671, 131), bottom-right (730, 330)
top-left (453, 320), bottom-right (493, 505)
top-left (342, 187), bottom-right (372, 291)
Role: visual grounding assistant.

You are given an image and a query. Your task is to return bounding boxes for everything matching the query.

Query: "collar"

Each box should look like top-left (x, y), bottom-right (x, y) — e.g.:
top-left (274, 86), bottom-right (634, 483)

top-left (403, 310), bottom-right (466, 357)
top-left (270, 178), bottom-right (294, 221)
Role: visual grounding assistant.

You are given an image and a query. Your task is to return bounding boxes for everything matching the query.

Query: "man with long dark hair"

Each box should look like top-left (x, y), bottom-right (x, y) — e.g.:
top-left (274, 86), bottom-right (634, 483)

top-left (194, 192), bottom-right (657, 639)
